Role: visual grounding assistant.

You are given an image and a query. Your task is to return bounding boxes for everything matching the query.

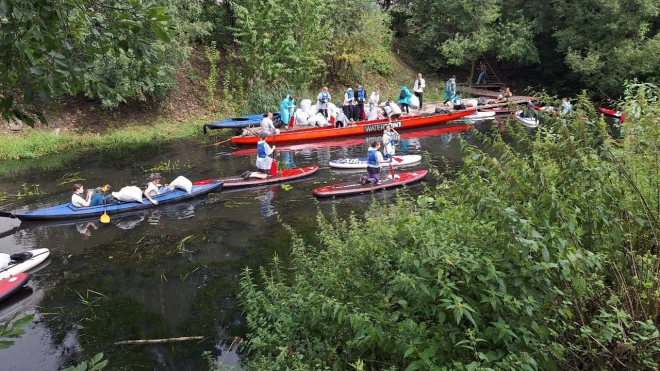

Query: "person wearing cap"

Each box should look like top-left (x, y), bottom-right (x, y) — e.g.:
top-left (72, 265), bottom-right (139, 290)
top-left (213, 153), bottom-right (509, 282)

top-left (241, 132), bottom-right (275, 180)
top-left (354, 85), bottom-right (367, 121)
top-left (260, 112), bottom-right (279, 136)
top-left (342, 87), bottom-right (356, 123)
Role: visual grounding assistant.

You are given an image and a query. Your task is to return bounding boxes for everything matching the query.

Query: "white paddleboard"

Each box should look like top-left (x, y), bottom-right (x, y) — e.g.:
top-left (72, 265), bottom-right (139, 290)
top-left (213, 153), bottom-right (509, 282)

top-left (329, 155), bottom-right (422, 169)
top-left (466, 111), bottom-right (496, 120)
top-left (0, 248), bottom-right (50, 280)
top-left (514, 110), bottom-right (539, 128)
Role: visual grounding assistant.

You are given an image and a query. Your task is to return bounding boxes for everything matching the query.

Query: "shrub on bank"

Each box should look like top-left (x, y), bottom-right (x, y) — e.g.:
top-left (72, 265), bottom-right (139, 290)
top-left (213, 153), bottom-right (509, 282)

top-left (239, 85), bottom-right (660, 370)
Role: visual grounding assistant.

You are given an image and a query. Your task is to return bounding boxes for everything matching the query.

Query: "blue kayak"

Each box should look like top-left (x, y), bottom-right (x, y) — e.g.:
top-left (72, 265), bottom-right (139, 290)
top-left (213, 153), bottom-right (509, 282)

top-left (203, 113), bottom-right (282, 133)
top-left (10, 181), bottom-right (223, 221)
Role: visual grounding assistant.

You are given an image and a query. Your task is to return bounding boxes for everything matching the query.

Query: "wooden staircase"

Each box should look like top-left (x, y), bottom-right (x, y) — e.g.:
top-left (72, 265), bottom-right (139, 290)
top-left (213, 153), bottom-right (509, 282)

top-left (471, 56), bottom-right (504, 89)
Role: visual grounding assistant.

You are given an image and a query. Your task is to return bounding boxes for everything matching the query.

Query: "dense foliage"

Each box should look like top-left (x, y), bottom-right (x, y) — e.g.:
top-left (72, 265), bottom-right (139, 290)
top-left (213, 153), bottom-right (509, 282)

top-left (401, 0), bottom-right (660, 95)
top-left (239, 84), bottom-right (660, 370)
top-left (0, 0), bottom-right (179, 126)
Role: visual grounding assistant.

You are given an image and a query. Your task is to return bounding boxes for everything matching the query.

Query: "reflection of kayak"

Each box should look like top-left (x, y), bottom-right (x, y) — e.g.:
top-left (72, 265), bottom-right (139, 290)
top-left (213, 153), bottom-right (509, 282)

top-left (313, 170), bottom-right (428, 198)
top-left (0, 248), bottom-right (50, 280)
top-left (193, 166), bottom-right (319, 189)
top-left (599, 107), bottom-right (625, 122)
top-left (5, 182), bottom-right (223, 221)
top-left (459, 111), bottom-right (496, 122)
top-left (0, 273), bottom-right (30, 302)
top-left (231, 124), bottom-right (473, 155)
top-left (329, 155), bottom-right (422, 169)
top-left (514, 110), bottom-right (539, 128)
top-left (231, 110), bottom-right (476, 145)
top-left (203, 113), bottom-right (282, 133)
top-left (480, 107), bottom-right (514, 114)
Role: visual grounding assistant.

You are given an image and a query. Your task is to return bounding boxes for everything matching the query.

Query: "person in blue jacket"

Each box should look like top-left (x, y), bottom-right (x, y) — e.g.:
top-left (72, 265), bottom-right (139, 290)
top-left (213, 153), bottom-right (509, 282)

top-left (354, 85), bottom-right (367, 121)
top-left (360, 141), bottom-right (385, 185)
top-left (279, 95), bottom-right (296, 128)
top-left (397, 86), bottom-right (413, 114)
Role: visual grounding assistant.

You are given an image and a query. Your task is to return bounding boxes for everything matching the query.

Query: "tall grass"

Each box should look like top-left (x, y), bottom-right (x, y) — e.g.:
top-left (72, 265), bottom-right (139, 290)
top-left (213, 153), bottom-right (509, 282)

top-left (0, 118), bottom-right (204, 161)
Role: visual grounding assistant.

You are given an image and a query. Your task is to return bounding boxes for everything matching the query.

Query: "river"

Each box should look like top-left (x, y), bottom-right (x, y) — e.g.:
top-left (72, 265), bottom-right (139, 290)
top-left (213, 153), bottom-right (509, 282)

top-left (0, 119), bottom-right (530, 370)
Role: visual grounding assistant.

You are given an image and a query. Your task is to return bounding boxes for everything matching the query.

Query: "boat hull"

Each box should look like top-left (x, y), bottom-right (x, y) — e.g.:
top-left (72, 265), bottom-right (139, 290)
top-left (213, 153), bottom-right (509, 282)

top-left (15, 182), bottom-right (223, 221)
top-left (599, 107), bottom-right (625, 122)
top-left (203, 113), bottom-right (282, 132)
top-left (231, 110), bottom-right (476, 145)
top-left (313, 170), bottom-right (428, 198)
top-left (193, 166), bottom-right (319, 188)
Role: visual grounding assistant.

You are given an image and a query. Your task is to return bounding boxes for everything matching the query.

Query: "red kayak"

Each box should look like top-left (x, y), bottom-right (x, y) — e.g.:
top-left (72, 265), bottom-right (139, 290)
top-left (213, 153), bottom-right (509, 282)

top-left (193, 166), bottom-right (319, 188)
top-left (0, 272), bottom-right (29, 302)
top-left (231, 124), bottom-right (473, 156)
top-left (231, 110), bottom-right (476, 145)
top-left (313, 170), bottom-right (428, 198)
top-left (599, 107), bottom-right (625, 122)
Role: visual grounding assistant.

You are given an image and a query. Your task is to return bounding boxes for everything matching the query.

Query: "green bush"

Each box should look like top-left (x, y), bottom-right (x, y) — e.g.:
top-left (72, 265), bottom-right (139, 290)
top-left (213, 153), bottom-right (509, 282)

top-left (239, 85), bottom-right (660, 370)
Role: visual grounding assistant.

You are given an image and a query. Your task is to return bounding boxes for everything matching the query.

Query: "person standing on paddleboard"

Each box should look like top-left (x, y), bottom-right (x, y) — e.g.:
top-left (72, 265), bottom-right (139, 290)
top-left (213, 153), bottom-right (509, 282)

top-left (360, 141), bottom-right (384, 185)
top-left (382, 124), bottom-right (399, 160)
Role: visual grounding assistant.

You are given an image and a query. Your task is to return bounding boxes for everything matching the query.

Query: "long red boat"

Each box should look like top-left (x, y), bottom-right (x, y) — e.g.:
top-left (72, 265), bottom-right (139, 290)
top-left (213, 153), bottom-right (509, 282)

top-left (230, 110), bottom-right (476, 145)
top-left (231, 123), bottom-right (474, 156)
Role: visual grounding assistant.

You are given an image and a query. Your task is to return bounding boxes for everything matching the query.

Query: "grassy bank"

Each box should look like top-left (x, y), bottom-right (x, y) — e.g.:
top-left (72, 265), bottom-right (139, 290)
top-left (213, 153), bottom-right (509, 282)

top-left (0, 117), bottom-right (217, 161)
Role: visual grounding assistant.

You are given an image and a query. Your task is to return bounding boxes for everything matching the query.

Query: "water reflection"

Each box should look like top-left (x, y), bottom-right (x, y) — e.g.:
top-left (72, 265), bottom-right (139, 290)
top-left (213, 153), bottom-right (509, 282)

top-left (0, 123), bottom-right (484, 370)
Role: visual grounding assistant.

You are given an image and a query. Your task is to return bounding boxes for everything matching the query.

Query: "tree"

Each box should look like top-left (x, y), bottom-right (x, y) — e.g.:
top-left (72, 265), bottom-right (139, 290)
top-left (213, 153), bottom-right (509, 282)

top-left (0, 0), bottom-right (175, 126)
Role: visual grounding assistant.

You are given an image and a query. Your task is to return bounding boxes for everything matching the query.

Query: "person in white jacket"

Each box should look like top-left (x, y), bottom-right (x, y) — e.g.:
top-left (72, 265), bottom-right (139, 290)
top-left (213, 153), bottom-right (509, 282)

top-left (367, 89), bottom-right (380, 120)
top-left (413, 73), bottom-right (426, 109)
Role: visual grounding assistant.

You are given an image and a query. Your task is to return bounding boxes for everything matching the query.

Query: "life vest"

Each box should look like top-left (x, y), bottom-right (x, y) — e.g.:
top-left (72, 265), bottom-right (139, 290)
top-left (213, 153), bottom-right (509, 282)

top-left (367, 147), bottom-right (378, 166)
top-left (257, 141), bottom-right (267, 158)
top-left (347, 90), bottom-right (354, 100)
top-left (357, 89), bottom-right (365, 101)
top-left (321, 92), bottom-right (329, 102)
top-left (384, 131), bottom-right (395, 146)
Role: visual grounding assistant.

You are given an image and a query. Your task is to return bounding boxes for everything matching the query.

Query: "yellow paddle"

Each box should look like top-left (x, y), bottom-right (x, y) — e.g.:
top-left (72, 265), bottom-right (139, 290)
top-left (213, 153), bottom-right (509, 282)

top-left (100, 184), bottom-right (110, 224)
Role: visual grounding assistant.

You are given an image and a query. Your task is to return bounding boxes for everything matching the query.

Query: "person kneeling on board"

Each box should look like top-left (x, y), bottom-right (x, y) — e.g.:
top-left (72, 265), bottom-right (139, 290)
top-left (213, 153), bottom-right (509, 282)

top-left (360, 141), bottom-right (384, 185)
top-left (241, 132), bottom-right (276, 180)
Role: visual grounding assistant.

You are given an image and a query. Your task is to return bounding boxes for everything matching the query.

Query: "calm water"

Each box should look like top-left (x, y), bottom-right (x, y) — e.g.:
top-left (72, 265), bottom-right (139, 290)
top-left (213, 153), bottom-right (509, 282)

top-left (0, 120), bottom-right (504, 370)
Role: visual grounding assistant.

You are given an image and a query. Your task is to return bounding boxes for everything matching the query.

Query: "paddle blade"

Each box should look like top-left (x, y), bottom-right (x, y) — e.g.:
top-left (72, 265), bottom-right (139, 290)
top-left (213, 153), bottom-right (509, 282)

top-left (101, 184), bottom-right (109, 192)
top-left (389, 163), bottom-right (395, 179)
top-left (393, 157), bottom-right (403, 163)
top-left (270, 159), bottom-right (278, 176)
top-left (100, 212), bottom-right (110, 224)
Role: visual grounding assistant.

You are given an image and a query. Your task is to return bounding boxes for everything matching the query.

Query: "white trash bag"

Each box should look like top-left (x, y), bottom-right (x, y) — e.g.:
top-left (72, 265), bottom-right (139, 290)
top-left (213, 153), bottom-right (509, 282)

top-left (410, 95), bottom-right (420, 109)
top-left (169, 176), bottom-right (193, 194)
top-left (112, 186), bottom-right (144, 203)
top-left (299, 99), bottom-right (312, 113)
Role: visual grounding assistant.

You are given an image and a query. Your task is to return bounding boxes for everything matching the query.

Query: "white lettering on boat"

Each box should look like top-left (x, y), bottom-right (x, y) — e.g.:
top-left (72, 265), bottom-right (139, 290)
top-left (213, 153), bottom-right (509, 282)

top-left (364, 121), bottom-right (402, 132)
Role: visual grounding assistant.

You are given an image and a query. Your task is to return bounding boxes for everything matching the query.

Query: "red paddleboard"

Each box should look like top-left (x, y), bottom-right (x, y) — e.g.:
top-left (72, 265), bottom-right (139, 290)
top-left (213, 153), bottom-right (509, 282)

top-left (313, 169), bottom-right (428, 198)
top-left (0, 273), bottom-right (29, 302)
top-left (193, 166), bottom-right (319, 189)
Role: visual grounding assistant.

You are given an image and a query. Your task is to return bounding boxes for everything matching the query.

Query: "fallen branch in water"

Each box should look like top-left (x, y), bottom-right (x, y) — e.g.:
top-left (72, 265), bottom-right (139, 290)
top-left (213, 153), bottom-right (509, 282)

top-left (114, 336), bottom-right (204, 345)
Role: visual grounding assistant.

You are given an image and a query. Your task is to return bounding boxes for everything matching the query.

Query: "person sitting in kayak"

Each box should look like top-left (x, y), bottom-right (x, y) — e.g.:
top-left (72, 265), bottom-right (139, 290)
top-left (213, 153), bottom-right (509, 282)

top-left (71, 183), bottom-right (106, 207)
top-left (144, 173), bottom-right (172, 205)
top-left (360, 141), bottom-right (384, 185)
top-left (382, 124), bottom-right (399, 160)
top-left (241, 132), bottom-right (276, 180)
top-left (260, 112), bottom-right (279, 136)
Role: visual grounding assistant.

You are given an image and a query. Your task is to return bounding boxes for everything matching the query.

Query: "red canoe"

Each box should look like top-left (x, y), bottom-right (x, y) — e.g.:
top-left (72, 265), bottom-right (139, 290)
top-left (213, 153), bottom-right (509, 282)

top-left (231, 123), bottom-right (473, 156)
top-left (599, 107), bottom-right (625, 122)
top-left (313, 169), bottom-right (428, 198)
top-left (0, 273), bottom-right (30, 302)
top-left (231, 110), bottom-right (476, 145)
top-left (193, 166), bottom-right (319, 188)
